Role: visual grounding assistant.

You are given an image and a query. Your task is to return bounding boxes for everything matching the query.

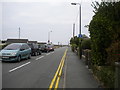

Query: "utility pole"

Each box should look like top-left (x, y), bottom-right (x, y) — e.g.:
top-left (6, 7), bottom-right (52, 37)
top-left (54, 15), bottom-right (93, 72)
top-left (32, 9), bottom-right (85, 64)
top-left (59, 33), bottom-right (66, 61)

top-left (48, 31), bottom-right (52, 44)
top-left (19, 27), bottom-right (20, 39)
top-left (71, 3), bottom-right (82, 59)
top-left (73, 23), bottom-right (75, 38)
top-left (79, 4), bottom-right (82, 59)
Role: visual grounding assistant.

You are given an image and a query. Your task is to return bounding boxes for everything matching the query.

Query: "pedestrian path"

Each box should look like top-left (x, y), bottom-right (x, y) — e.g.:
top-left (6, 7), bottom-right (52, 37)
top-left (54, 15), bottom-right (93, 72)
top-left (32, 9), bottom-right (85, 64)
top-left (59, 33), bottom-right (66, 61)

top-left (64, 47), bottom-right (99, 88)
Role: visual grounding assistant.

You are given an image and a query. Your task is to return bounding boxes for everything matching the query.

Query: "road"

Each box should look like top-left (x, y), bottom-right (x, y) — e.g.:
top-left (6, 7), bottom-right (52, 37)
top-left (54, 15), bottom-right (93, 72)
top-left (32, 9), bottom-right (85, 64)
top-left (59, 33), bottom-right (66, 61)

top-left (2, 47), bottom-right (67, 88)
top-left (2, 47), bottom-right (99, 89)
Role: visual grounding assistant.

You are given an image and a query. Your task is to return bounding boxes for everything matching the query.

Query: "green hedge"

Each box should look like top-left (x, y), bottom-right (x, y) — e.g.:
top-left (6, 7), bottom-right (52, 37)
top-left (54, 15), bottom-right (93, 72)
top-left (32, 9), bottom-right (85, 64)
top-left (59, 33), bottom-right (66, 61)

top-left (71, 44), bottom-right (77, 52)
top-left (92, 65), bottom-right (115, 88)
top-left (81, 39), bottom-right (91, 50)
top-left (0, 44), bottom-right (8, 50)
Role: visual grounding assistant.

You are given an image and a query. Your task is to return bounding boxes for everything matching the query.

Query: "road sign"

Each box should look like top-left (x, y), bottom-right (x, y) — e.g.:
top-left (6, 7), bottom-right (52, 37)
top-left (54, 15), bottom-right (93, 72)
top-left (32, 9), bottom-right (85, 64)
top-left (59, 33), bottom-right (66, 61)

top-left (78, 34), bottom-right (82, 38)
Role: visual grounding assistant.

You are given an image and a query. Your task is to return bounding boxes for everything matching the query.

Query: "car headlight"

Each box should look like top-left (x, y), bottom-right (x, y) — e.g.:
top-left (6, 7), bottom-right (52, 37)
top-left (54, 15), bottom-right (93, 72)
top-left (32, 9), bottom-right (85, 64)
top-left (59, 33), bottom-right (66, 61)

top-left (11, 52), bottom-right (17, 56)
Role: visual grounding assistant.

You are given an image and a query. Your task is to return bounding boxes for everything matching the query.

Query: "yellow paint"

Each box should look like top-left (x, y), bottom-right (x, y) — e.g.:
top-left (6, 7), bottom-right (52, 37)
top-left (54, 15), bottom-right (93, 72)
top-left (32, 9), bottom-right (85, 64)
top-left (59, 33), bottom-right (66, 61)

top-left (49, 48), bottom-right (68, 90)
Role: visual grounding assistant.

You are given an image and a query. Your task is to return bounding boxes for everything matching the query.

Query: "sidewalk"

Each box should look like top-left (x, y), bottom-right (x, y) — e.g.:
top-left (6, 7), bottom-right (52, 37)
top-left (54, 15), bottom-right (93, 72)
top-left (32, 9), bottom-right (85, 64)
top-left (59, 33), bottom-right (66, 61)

top-left (64, 47), bottom-right (99, 88)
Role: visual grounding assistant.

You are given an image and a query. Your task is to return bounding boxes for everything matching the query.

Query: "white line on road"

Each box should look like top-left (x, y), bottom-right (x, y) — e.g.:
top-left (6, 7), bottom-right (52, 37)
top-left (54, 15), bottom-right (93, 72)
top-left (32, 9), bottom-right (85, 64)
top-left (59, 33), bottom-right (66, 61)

top-left (51, 52), bottom-right (54, 54)
top-left (46, 52), bottom-right (54, 56)
top-left (46, 53), bottom-right (51, 56)
top-left (9, 62), bottom-right (31, 73)
top-left (36, 56), bottom-right (44, 60)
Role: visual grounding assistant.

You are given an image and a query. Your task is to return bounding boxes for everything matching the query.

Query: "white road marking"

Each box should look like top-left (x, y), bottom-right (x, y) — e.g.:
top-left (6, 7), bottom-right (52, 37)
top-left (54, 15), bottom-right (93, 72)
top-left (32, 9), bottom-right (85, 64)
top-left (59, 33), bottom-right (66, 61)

top-left (46, 52), bottom-right (54, 56)
top-left (46, 53), bottom-right (51, 56)
top-left (9, 62), bottom-right (31, 73)
top-left (36, 56), bottom-right (44, 60)
top-left (51, 52), bottom-right (54, 54)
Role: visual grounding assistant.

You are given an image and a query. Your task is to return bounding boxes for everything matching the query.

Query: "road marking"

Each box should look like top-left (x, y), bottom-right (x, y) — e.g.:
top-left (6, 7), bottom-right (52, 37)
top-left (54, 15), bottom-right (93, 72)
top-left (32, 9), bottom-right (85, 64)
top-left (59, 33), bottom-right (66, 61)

top-left (51, 52), bottom-right (54, 54)
top-left (9, 62), bottom-right (31, 73)
top-left (46, 52), bottom-right (54, 56)
top-left (49, 48), bottom-right (68, 90)
top-left (46, 53), bottom-right (51, 56)
top-left (36, 56), bottom-right (44, 60)
top-left (63, 55), bottom-right (68, 88)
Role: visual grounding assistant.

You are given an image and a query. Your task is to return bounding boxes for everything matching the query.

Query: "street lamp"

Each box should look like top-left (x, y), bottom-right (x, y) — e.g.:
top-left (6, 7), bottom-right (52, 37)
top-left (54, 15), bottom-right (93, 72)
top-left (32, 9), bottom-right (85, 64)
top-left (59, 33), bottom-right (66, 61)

top-left (19, 27), bottom-right (20, 39)
top-left (48, 31), bottom-right (52, 44)
top-left (71, 3), bottom-right (82, 59)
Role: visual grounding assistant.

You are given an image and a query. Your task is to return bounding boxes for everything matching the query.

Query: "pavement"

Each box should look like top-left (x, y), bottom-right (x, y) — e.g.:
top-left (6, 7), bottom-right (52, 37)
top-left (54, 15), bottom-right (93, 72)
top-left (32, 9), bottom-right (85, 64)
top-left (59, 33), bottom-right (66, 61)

top-left (61, 47), bottom-right (99, 88)
top-left (1, 47), bottom-right (100, 89)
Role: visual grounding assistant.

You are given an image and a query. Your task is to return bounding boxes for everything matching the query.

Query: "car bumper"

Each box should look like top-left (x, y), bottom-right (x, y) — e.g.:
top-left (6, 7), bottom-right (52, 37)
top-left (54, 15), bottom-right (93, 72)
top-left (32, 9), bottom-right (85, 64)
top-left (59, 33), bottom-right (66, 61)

top-left (0, 56), bottom-right (18, 61)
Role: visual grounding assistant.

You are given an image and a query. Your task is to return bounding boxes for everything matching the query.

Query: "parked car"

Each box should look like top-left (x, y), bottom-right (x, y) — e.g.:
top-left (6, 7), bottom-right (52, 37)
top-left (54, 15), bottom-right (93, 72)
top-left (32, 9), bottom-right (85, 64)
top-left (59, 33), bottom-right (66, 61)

top-left (47, 44), bottom-right (54, 51)
top-left (40, 44), bottom-right (54, 53)
top-left (28, 43), bottom-right (41, 56)
top-left (38, 44), bottom-right (42, 51)
top-left (0, 43), bottom-right (31, 62)
top-left (40, 44), bottom-right (49, 53)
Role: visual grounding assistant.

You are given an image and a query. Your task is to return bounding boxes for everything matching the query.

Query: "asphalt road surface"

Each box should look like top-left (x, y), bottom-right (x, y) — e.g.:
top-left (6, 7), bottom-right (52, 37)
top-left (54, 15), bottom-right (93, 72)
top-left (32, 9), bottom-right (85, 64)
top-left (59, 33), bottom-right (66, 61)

top-left (2, 47), bottom-right (99, 89)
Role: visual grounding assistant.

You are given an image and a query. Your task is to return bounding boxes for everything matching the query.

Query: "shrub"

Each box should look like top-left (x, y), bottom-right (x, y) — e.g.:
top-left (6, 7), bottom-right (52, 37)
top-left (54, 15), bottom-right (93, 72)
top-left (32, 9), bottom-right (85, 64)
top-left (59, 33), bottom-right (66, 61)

top-left (81, 39), bottom-right (91, 50)
top-left (92, 65), bottom-right (115, 88)
top-left (71, 44), bottom-right (77, 52)
top-left (106, 41), bottom-right (120, 65)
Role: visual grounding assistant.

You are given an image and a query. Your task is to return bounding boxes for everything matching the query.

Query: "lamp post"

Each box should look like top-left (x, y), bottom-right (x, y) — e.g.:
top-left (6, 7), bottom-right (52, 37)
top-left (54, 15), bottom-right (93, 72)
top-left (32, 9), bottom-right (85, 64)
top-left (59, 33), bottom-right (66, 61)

top-left (19, 27), bottom-right (20, 39)
top-left (48, 31), bottom-right (52, 44)
top-left (71, 3), bottom-right (82, 59)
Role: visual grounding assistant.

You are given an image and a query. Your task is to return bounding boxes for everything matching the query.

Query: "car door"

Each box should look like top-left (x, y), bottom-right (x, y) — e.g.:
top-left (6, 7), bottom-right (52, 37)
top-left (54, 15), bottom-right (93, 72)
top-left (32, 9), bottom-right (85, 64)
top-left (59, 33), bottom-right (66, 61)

top-left (24, 44), bottom-right (30, 56)
top-left (20, 44), bottom-right (26, 59)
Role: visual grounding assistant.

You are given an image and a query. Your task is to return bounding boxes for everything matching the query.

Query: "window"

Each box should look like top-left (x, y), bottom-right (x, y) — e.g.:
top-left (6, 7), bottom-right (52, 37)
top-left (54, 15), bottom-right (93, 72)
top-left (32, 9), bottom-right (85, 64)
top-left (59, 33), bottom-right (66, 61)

top-left (4, 44), bottom-right (21, 50)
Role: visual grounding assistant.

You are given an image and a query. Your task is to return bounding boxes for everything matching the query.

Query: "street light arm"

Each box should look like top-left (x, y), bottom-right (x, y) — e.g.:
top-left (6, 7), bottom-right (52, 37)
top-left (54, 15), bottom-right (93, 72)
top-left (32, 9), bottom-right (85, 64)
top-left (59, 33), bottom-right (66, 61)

top-left (71, 3), bottom-right (80, 5)
top-left (71, 3), bottom-right (77, 5)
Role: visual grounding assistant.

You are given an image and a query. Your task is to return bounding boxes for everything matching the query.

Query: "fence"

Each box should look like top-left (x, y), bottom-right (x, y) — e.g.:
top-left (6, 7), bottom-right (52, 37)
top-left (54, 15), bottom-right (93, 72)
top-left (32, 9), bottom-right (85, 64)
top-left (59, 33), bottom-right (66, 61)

top-left (82, 49), bottom-right (120, 88)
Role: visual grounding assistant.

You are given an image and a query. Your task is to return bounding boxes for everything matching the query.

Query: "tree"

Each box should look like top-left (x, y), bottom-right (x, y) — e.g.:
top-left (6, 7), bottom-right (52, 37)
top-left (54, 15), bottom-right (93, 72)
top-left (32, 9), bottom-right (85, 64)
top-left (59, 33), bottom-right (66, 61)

top-left (89, 1), bottom-right (120, 65)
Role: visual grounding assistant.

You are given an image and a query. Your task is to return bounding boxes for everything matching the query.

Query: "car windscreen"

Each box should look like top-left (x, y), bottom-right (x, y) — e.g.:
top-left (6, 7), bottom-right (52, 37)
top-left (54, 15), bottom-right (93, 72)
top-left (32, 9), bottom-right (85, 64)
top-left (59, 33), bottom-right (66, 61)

top-left (4, 44), bottom-right (21, 50)
top-left (28, 43), bottom-right (33, 48)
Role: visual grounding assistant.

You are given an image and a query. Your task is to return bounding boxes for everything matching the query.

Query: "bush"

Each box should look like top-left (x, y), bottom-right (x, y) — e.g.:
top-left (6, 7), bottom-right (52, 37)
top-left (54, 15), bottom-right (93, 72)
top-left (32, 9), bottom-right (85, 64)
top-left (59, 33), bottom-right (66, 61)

top-left (92, 65), bottom-right (115, 88)
top-left (71, 44), bottom-right (77, 52)
top-left (106, 41), bottom-right (120, 65)
top-left (81, 39), bottom-right (91, 50)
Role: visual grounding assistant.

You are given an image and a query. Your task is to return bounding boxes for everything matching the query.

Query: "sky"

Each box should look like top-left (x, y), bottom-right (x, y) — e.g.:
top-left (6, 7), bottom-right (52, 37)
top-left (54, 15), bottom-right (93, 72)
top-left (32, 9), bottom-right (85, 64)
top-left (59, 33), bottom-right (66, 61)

top-left (0, 0), bottom-right (101, 45)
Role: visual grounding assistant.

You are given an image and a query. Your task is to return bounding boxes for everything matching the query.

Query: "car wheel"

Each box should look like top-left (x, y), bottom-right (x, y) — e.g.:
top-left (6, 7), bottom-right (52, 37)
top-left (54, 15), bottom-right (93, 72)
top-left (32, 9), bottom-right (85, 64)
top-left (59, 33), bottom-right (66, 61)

top-left (28, 54), bottom-right (31, 59)
top-left (46, 50), bottom-right (48, 53)
top-left (39, 52), bottom-right (41, 55)
top-left (17, 56), bottom-right (21, 62)
top-left (34, 52), bottom-right (37, 56)
top-left (37, 52), bottom-right (39, 55)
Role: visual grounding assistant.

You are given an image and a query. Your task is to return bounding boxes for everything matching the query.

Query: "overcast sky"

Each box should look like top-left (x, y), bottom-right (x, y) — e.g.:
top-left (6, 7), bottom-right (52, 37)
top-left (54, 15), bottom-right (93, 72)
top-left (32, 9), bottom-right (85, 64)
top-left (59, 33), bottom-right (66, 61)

top-left (0, 0), bottom-right (101, 45)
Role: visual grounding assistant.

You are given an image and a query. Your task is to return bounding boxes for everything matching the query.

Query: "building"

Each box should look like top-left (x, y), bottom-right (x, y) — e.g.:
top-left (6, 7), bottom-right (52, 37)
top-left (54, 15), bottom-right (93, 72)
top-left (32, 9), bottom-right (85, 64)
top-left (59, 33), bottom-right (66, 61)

top-left (37, 42), bottom-right (47, 45)
top-left (28, 41), bottom-right (37, 44)
top-left (6, 39), bottom-right (28, 44)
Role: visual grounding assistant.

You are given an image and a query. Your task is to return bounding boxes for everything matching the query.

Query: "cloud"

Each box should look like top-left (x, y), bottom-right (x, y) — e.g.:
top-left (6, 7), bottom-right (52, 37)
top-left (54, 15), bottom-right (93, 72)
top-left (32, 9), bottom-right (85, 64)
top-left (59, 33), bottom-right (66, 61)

top-left (2, 1), bottom-right (95, 44)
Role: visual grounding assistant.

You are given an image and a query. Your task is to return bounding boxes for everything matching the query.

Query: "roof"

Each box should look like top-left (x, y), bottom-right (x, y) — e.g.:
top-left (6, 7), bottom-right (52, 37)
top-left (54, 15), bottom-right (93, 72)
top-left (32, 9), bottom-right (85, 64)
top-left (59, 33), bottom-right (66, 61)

top-left (37, 42), bottom-right (47, 44)
top-left (28, 41), bottom-right (37, 44)
top-left (6, 39), bottom-right (28, 44)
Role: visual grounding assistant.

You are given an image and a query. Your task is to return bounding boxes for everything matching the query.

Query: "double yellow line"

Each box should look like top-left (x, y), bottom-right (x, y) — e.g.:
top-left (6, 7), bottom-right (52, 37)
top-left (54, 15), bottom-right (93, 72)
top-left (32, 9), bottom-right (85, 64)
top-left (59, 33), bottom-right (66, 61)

top-left (49, 48), bottom-right (68, 90)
